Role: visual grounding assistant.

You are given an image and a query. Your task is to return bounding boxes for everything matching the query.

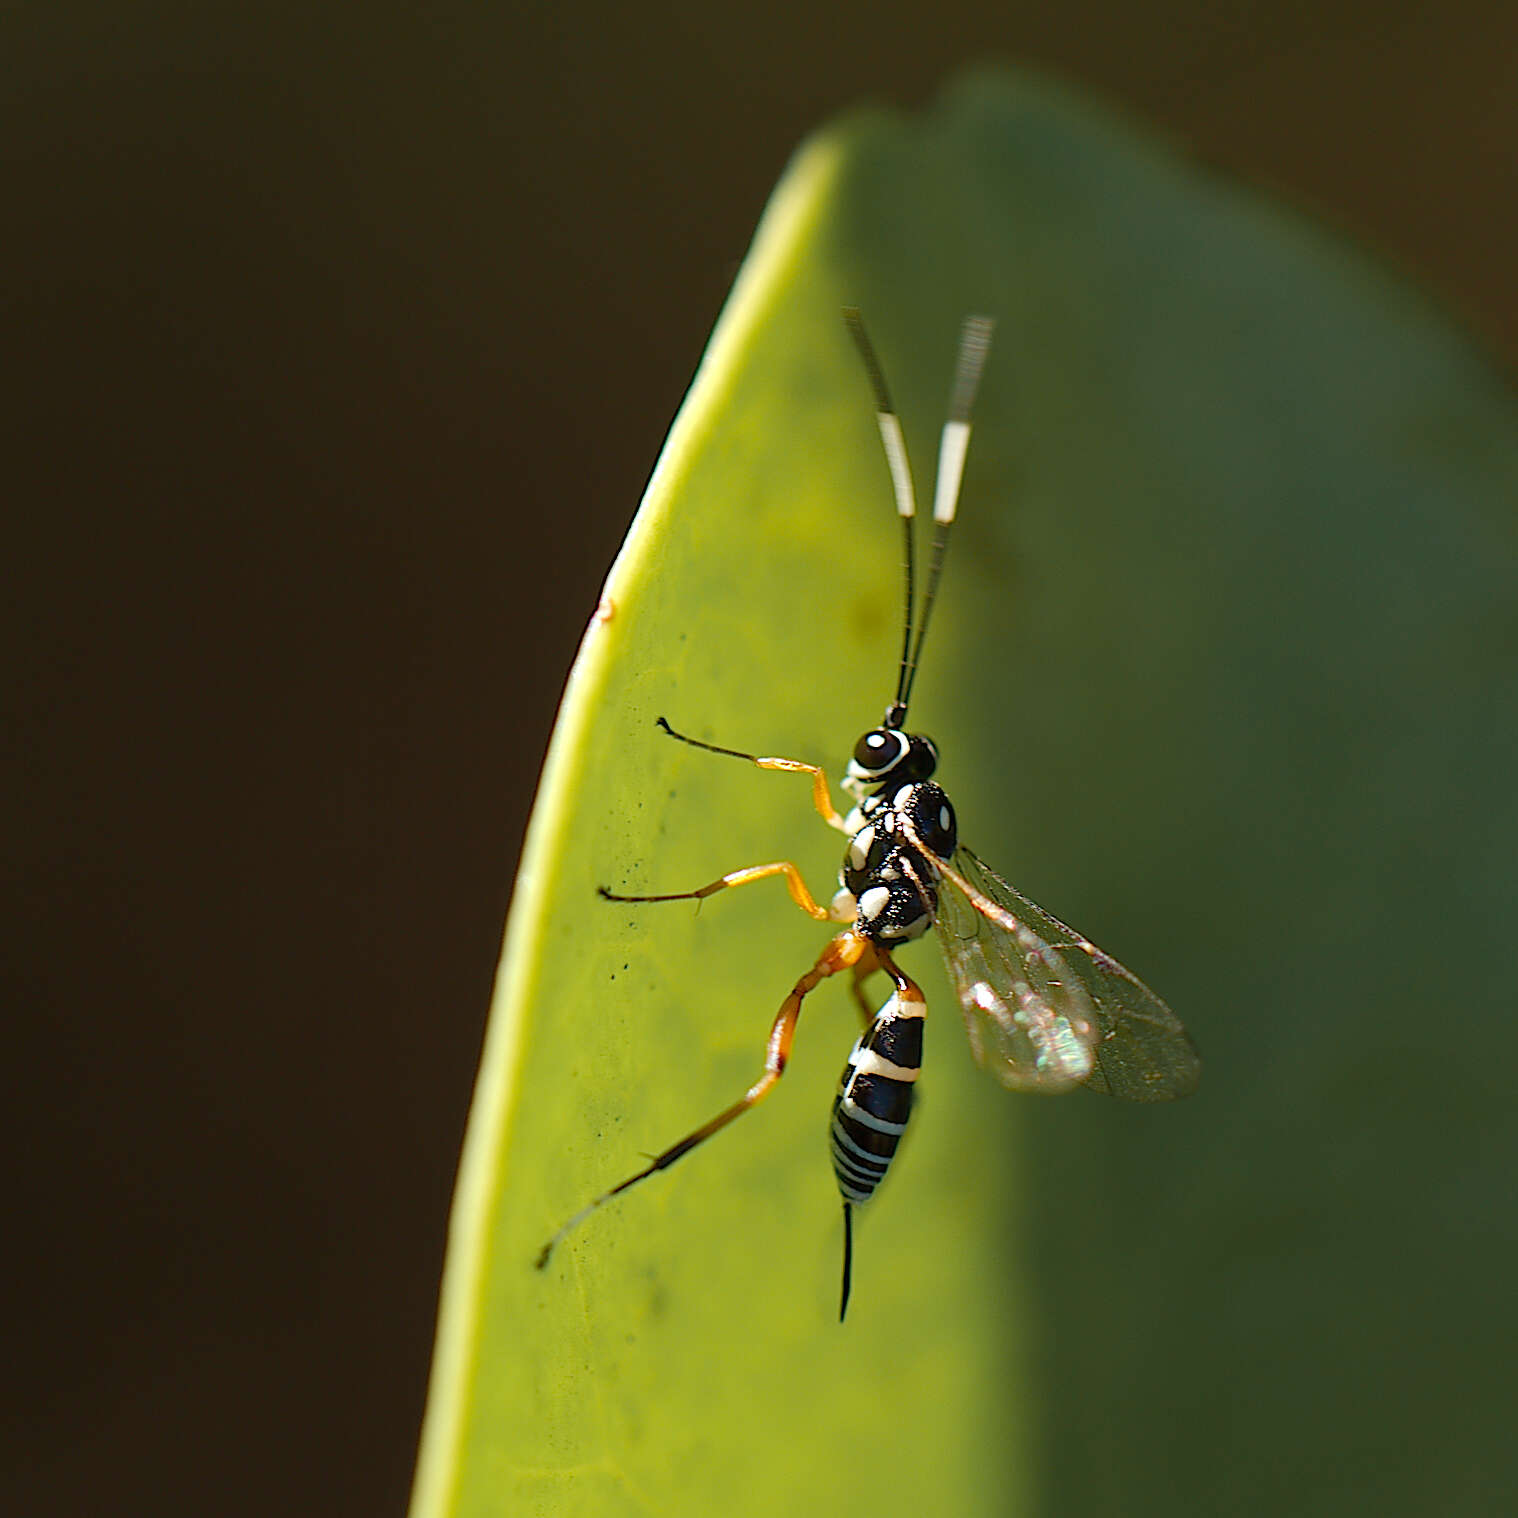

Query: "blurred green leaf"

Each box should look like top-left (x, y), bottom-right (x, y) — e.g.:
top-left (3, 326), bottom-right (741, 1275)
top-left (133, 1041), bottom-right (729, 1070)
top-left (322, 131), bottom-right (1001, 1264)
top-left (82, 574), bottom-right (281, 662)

top-left (412, 69), bottom-right (1518, 1518)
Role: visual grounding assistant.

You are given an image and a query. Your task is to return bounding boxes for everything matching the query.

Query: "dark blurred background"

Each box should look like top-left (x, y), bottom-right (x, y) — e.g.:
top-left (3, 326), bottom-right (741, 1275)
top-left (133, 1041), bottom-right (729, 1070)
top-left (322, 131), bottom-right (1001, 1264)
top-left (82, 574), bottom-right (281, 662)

top-left (4, 5), bottom-right (1515, 1514)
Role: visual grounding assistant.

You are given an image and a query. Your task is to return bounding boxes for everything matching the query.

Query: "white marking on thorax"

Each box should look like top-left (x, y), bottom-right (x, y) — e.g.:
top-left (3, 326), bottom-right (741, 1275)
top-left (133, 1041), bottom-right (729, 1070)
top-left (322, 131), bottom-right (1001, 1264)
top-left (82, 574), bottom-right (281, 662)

top-left (847, 826), bottom-right (875, 873)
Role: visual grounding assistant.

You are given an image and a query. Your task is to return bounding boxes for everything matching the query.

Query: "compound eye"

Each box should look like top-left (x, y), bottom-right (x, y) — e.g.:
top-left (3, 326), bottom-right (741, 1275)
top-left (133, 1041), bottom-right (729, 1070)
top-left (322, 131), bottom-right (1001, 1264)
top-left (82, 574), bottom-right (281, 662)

top-left (852, 728), bottom-right (905, 777)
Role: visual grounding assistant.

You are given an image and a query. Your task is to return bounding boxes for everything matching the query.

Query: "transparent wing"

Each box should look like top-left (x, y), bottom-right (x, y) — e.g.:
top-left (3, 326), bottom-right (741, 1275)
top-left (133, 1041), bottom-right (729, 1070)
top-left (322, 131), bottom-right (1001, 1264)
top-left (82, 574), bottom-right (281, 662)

top-left (931, 845), bottom-right (1201, 1102)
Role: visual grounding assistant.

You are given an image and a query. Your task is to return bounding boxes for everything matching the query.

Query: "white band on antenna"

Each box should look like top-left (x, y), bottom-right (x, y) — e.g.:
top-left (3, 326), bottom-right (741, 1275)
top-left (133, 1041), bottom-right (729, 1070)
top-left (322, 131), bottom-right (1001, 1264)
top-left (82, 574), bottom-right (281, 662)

top-left (876, 413), bottom-right (916, 520)
top-left (932, 420), bottom-right (971, 524)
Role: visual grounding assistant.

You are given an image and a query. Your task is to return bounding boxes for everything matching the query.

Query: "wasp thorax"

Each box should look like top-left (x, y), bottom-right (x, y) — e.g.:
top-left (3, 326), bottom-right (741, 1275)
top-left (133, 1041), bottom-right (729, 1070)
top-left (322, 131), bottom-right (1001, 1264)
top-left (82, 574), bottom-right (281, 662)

top-left (901, 783), bottom-right (957, 860)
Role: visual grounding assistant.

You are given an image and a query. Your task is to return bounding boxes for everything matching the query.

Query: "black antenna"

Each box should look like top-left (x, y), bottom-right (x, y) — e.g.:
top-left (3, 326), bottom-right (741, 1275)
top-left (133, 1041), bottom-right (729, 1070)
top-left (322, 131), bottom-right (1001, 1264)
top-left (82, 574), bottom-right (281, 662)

top-left (845, 311), bottom-right (994, 726)
top-left (898, 313), bottom-right (994, 719)
top-left (843, 308), bottom-right (917, 727)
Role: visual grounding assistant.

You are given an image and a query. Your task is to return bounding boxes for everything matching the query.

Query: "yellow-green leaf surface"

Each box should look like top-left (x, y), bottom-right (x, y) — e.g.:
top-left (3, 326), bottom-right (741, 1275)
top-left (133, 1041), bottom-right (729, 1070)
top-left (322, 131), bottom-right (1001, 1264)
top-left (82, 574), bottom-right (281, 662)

top-left (413, 70), bottom-right (1518, 1518)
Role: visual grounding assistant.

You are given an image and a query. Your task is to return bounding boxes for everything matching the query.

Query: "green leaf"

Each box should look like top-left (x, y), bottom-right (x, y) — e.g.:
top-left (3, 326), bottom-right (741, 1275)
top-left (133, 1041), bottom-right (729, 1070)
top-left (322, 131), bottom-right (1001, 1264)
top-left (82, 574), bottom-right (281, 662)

top-left (412, 69), bottom-right (1518, 1517)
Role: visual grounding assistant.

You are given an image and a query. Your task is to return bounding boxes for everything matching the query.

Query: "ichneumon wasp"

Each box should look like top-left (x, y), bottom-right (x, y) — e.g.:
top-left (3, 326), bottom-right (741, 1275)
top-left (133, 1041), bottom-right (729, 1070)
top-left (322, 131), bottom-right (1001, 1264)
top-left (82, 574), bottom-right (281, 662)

top-left (536, 310), bottom-right (1201, 1318)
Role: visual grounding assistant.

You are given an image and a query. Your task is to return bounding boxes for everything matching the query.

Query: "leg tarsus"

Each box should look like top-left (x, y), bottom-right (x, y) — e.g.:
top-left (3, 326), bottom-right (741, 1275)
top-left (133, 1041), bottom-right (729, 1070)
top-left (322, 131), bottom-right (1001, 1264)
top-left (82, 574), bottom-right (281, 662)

top-left (654, 716), bottom-right (848, 832)
top-left (656, 716), bottom-right (757, 764)
top-left (535, 929), bottom-right (872, 1268)
top-left (601, 860), bottom-right (832, 921)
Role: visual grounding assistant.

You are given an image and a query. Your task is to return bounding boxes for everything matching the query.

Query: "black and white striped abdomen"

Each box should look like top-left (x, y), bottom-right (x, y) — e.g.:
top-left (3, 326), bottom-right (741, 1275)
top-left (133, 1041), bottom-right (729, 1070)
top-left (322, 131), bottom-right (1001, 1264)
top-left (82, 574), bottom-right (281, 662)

top-left (830, 985), bottom-right (926, 1205)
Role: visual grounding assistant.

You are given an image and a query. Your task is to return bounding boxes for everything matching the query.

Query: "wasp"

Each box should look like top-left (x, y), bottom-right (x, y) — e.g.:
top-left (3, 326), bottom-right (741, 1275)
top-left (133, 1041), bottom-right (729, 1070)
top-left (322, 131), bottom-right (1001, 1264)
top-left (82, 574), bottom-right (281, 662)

top-left (537, 311), bottom-right (1200, 1317)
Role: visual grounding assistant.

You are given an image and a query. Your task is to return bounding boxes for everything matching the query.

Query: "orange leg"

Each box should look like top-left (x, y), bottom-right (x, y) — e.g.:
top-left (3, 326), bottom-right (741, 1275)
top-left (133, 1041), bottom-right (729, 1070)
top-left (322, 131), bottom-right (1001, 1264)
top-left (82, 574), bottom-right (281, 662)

top-left (656, 716), bottom-right (849, 832)
top-left (535, 929), bottom-right (871, 1268)
top-left (601, 859), bottom-right (845, 922)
